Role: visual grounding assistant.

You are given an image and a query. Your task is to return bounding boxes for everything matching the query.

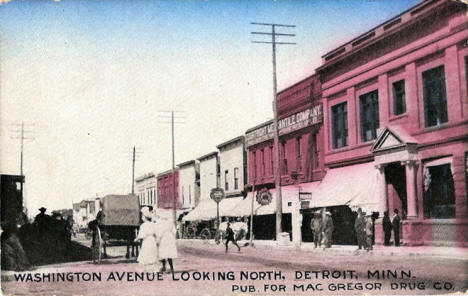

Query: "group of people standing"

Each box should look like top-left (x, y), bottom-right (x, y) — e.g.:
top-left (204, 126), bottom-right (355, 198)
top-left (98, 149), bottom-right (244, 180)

top-left (135, 207), bottom-right (178, 273)
top-left (310, 209), bottom-right (334, 250)
top-left (309, 207), bottom-right (402, 251)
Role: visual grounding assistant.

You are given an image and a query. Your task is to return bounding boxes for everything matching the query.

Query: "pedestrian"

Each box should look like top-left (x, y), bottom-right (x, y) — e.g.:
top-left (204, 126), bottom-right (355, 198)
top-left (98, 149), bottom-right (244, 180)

top-left (321, 211), bottom-right (334, 249)
top-left (134, 207), bottom-right (160, 270)
top-left (225, 222), bottom-right (241, 253)
top-left (391, 209), bottom-right (401, 246)
top-left (354, 208), bottom-right (366, 250)
top-left (157, 211), bottom-right (178, 273)
top-left (310, 212), bottom-right (322, 249)
top-left (382, 211), bottom-right (392, 246)
top-left (365, 215), bottom-right (373, 252)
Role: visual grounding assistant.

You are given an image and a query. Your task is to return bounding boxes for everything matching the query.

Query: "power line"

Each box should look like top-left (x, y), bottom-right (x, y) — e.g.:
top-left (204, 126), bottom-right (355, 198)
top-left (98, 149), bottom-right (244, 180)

top-left (251, 22), bottom-right (296, 241)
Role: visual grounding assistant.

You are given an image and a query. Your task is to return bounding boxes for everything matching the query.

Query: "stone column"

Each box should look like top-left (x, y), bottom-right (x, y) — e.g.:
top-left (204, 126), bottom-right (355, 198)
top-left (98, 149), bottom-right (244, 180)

top-left (403, 160), bottom-right (418, 219)
top-left (375, 164), bottom-right (388, 215)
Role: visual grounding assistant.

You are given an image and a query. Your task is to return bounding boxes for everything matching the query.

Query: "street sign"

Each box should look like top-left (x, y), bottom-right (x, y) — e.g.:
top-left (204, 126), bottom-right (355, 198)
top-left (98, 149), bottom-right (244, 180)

top-left (210, 188), bottom-right (225, 203)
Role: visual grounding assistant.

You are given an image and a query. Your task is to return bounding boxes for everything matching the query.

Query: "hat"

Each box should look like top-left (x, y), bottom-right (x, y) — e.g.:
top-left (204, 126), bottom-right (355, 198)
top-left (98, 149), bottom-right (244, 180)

top-left (326, 211), bottom-right (332, 216)
top-left (39, 207), bottom-right (46, 212)
top-left (140, 207), bottom-right (152, 220)
top-left (357, 208), bottom-right (363, 213)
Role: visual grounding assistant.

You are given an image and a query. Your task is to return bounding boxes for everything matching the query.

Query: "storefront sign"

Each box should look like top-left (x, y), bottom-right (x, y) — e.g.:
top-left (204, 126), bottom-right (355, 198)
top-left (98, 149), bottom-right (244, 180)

top-left (246, 104), bottom-right (323, 147)
top-left (299, 192), bottom-right (312, 200)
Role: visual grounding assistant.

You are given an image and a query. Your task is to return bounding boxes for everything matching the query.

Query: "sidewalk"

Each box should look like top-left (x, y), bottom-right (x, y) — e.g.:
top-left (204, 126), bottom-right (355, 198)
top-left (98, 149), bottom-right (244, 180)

top-left (177, 239), bottom-right (468, 260)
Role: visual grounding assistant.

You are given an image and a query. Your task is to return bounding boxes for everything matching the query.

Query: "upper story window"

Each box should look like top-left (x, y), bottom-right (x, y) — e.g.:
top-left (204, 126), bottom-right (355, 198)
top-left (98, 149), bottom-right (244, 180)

top-left (252, 151), bottom-right (256, 179)
top-left (296, 136), bottom-right (302, 172)
top-left (331, 102), bottom-right (348, 149)
top-left (234, 167), bottom-right (239, 190)
top-left (359, 90), bottom-right (379, 142)
top-left (423, 65), bottom-right (448, 127)
top-left (269, 145), bottom-right (274, 175)
top-left (281, 141), bottom-right (288, 175)
top-left (260, 149), bottom-right (265, 175)
top-left (465, 56), bottom-right (468, 98)
top-left (312, 133), bottom-right (319, 169)
top-left (182, 186), bottom-right (185, 205)
top-left (224, 170), bottom-right (229, 191)
top-left (392, 80), bottom-right (406, 115)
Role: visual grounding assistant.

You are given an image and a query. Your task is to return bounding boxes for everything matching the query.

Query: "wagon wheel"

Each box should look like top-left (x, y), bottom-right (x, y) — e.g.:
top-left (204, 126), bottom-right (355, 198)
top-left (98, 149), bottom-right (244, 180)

top-left (199, 228), bottom-right (211, 240)
top-left (92, 226), bottom-right (103, 264)
top-left (185, 226), bottom-right (196, 239)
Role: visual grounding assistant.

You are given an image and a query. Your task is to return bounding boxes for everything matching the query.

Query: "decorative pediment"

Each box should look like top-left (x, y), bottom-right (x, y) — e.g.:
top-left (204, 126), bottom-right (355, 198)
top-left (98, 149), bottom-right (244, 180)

top-left (372, 126), bottom-right (417, 153)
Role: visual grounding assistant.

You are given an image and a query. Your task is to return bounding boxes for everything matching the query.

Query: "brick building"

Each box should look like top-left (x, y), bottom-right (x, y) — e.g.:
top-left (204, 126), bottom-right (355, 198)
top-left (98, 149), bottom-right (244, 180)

top-left (157, 169), bottom-right (180, 210)
top-left (315, 0), bottom-right (468, 246)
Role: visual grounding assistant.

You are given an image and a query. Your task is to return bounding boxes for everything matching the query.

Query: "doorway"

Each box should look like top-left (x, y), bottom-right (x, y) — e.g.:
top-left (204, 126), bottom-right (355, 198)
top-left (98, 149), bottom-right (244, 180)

top-left (385, 163), bottom-right (407, 218)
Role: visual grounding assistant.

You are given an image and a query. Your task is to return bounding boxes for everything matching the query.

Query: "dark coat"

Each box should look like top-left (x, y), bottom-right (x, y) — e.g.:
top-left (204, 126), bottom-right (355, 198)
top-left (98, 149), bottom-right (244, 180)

top-left (392, 214), bottom-right (401, 231)
top-left (383, 215), bottom-right (392, 232)
top-left (354, 215), bottom-right (366, 233)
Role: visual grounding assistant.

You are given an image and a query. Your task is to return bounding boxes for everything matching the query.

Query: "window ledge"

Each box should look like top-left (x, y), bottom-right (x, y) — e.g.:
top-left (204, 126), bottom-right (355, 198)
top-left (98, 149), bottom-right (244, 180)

top-left (326, 142), bottom-right (373, 156)
top-left (389, 113), bottom-right (408, 122)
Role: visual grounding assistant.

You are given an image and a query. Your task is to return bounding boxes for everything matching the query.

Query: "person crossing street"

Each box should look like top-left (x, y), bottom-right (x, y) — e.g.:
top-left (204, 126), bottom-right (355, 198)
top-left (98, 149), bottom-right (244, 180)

top-left (225, 222), bottom-right (240, 253)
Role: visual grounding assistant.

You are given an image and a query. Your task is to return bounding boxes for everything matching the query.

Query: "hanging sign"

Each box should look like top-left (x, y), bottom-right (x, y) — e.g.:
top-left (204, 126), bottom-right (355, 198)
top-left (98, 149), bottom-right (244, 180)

top-left (256, 188), bottom-right (272, 206)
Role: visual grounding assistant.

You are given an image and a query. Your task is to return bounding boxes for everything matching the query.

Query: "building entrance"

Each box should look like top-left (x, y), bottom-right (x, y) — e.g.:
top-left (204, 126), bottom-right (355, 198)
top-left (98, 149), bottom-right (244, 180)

top-left (385, 163), bottom-right (407, 218)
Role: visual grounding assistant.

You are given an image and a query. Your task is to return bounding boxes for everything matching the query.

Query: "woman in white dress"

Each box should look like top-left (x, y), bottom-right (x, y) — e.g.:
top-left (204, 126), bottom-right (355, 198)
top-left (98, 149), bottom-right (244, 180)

top-left (134, 207), bottom-right (160, 269)
top-left (156, 211), bottom-right (178, 273)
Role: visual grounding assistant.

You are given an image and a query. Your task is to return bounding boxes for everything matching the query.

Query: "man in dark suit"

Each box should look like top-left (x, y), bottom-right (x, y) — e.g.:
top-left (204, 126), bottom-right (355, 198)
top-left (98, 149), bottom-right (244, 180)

top-left (382, 211), bottom-right (392, 246)
top-left (225, 222), bottom-right (240, 253)
top-left (391, 209), bottom-right (401, 246)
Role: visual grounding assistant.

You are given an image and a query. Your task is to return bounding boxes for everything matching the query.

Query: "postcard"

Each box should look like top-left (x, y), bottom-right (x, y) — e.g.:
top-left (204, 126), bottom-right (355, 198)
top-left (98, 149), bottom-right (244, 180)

top-left (1, 0), bottom-right (467, 295)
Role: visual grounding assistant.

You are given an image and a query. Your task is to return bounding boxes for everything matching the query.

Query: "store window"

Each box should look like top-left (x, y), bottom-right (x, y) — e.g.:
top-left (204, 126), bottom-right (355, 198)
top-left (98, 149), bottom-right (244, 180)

top-left (331, 102), bottom-right (348, 149)
top-left (234, 167), bottom-right (239, 190)
top-left (423, 163), bottom-right (455, 219)
top-left (392, 80), bottom-right (406, 115)
top-left (422, 65), bottom-right (448, 127)
top-left (359, 90), bottom-right (379, 142)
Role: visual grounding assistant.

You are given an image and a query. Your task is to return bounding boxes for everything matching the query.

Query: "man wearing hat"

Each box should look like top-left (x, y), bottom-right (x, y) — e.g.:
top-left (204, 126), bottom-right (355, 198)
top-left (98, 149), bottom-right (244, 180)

top-left (365, 214), bottom-right (373, 251)
top-left (354, 208), bottom-right (366, 250)
top-left (321, 210), bottom-right (334, 249)
top-left (310, 211), bottom-right (322, 249)
top-left (391, 209), bottom-right (401, 246)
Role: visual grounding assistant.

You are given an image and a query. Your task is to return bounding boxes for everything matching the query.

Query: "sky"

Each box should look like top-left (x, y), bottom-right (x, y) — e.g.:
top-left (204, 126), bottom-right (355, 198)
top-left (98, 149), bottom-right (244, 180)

top-left (0, 0), bottom-right (421, 216)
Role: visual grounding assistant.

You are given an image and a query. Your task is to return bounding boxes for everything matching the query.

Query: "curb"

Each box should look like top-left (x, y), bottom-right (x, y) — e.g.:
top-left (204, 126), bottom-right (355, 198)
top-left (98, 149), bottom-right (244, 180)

top-left (177, 239), bottom-right (468, 260)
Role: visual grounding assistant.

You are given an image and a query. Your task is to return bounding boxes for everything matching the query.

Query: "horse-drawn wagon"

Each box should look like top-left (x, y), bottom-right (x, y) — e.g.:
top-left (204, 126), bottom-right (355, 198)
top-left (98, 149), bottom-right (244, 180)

top-left (88, 194), bottom-right (140, 264)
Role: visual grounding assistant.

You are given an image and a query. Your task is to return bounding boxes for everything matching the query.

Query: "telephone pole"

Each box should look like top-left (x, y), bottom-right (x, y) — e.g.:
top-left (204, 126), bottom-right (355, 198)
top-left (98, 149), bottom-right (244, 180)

top-left (10, 121), bottom-right (35, 212)
top-left (123, 146), bottom-right (142, 195)
top-left (132, 146), bottom-right (136, 194)
top-left (156, 110), bottom-right (186, 226)
top-left (251, 22), bottom-right (295, 241)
